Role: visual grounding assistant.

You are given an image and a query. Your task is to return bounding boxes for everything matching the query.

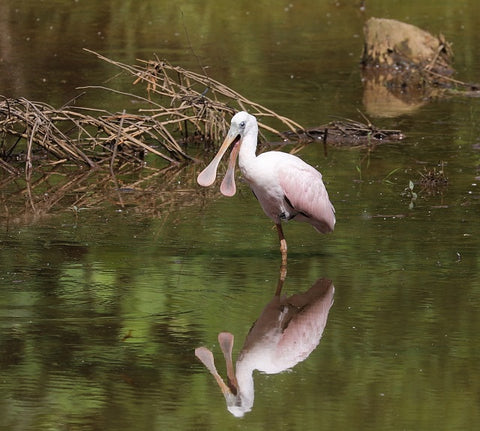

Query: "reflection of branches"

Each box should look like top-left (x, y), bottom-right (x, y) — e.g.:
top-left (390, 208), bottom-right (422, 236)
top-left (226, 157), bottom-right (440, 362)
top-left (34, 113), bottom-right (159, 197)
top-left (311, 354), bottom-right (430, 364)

top-left (0, 164), bottom-right (215, 226)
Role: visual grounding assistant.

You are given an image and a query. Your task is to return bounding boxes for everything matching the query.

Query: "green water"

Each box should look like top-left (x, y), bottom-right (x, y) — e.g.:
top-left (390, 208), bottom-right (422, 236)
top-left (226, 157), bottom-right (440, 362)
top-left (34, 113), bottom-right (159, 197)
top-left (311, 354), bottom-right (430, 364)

top-left (1, 1), bottom-right (480, 430)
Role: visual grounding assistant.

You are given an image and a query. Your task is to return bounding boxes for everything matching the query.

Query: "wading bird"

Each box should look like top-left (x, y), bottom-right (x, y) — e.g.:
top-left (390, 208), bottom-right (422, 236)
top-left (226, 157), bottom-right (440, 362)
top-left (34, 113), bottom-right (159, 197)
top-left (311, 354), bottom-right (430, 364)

top-left (197, 111), bottom-right (335, 266)
top-left (195, 277), bottom-right (335, 417)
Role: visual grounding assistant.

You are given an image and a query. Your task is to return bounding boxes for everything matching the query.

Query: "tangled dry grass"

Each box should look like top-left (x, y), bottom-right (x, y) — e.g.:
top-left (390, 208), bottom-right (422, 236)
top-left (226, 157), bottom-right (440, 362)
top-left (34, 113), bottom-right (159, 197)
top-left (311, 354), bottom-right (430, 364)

top-left (0, 51), bottom-right (406, 225)
top-left (0, 50), bottom-right (303, 175)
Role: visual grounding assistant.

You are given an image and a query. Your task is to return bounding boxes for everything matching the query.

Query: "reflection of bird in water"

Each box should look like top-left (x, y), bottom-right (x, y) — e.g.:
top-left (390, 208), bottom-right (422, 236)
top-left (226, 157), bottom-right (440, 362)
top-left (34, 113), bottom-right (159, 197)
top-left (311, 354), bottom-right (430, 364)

top-left (197, 111), bottom-right (335, 266)
top-left (195, 277), bottom-right (335, 417)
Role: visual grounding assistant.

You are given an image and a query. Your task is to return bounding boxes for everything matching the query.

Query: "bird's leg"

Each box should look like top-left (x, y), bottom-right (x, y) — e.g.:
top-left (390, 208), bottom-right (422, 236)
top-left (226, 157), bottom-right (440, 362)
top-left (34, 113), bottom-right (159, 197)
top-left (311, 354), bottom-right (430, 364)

top-left (275, 223), bottom-right (288, 268)
top-left (275, 267), bottom-right (286, 295)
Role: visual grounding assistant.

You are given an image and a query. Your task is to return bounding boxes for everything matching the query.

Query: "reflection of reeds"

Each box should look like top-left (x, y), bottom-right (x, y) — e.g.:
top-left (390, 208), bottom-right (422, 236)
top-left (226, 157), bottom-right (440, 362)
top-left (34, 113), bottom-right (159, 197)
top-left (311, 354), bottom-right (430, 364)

top-left (0, 51), bottom-right (304, 175)
top-left (0, 164), bottom-right (213, 226)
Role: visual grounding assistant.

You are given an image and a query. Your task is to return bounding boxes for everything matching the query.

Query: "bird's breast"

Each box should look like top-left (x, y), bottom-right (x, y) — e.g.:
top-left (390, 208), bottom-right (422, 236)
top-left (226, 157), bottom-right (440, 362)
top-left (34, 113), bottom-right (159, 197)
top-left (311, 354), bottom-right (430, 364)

top-left (249, 179), bottom-right (288, 223)
top-left (238, 153), bottom-right (293, 222)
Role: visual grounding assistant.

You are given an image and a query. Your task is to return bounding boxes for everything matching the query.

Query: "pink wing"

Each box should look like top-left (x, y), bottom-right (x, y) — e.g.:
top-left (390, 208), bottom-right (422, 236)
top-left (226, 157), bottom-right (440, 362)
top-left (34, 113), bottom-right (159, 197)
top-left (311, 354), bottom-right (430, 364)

top-left (278, 157), bottom-right (335, 233)
top-left (275, 278), bottom-right (335, 368)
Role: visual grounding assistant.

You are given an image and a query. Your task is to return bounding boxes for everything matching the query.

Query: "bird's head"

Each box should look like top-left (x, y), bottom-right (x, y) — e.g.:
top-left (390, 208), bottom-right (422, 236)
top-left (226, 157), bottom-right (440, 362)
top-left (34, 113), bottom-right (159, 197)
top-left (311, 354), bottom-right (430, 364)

top-left (197, 111), bottom-right (257, 197)
top-left (195, 332), bottom-right (252, 417)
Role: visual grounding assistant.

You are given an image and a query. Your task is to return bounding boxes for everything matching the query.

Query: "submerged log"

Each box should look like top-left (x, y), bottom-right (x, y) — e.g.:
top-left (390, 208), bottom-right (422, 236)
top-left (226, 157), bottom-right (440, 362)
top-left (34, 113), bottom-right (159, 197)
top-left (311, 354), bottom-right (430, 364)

top-left (362, 17), bottom-right (454, 76)
top-left (280, 117), bottom-right (404, 148)
top-left (361, 18), bottom-right (480, 117)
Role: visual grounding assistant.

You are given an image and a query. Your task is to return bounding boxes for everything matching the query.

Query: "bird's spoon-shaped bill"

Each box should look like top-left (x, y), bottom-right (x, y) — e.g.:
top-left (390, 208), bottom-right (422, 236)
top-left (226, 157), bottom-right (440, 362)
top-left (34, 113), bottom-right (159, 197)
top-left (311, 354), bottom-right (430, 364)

top-left (197, 133), bottom-right (236, 187)
top-left (218, 332), bottom-right (238, 391)
top-left (195, 347), bottom-right (233, 396)
top-left (219, 141), bottom-right (240, 197)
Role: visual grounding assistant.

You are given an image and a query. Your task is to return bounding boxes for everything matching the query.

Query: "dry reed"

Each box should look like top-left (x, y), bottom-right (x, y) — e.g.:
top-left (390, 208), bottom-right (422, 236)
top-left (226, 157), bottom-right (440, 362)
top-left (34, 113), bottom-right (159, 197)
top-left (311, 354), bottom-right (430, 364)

top-left (0, 50), bottom-right (305, 175)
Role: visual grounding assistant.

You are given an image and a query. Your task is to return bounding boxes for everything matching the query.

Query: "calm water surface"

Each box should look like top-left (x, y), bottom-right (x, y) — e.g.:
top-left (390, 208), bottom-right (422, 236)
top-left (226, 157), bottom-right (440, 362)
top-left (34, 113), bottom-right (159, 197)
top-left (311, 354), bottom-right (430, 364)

top-left (1, 1), bottom-right (480, 430)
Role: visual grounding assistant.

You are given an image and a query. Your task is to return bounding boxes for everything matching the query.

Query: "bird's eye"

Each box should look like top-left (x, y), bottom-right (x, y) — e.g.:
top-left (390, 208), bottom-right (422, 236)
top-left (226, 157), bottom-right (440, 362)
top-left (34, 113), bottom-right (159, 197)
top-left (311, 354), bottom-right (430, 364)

top-left (239, 121), bottom-right (246, 128)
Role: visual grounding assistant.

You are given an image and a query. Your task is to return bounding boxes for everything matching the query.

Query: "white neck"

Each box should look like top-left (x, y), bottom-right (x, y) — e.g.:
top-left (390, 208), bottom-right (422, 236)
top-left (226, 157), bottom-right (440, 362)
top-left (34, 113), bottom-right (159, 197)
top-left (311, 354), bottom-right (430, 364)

top-left (238, 125), bottom-right (259, 177)
top-left (234, 359), bottom-right (255, 413)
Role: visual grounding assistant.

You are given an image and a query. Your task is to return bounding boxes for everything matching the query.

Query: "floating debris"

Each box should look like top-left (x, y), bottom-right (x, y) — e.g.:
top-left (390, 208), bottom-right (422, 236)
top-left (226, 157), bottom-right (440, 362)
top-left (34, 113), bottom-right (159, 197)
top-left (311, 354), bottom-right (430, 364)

top-left (419, 164), bottom-right (448, 192)
top-left (280, 115), bottom-right (404, 148)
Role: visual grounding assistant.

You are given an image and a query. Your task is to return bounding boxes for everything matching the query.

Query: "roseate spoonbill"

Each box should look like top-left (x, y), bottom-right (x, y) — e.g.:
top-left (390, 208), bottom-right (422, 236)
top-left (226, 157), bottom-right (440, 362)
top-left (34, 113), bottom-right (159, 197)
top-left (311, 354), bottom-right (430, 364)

top-left (195, 277), bottom-right (335, 417)
top-left (197, 111), bottom-right (335, 265)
